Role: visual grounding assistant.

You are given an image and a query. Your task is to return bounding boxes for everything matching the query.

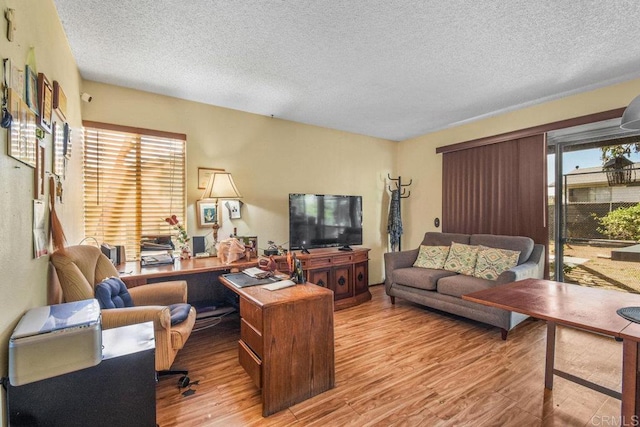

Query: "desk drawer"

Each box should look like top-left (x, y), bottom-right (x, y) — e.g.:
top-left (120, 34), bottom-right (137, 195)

top-left (240, 297), bottom-right (262, 332)
top-left (241, 318), bottom-right (263, 358)
top-left (238, 340), bottom-right (261, 389)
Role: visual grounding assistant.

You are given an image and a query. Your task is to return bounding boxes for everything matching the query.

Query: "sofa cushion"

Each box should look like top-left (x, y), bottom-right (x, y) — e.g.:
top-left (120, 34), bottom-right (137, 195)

top-left (413, 245), bottom-right (450, 269)
top-left (394, 267), bottom-right (457, 291)
top-left (437, 274), bottom-right (494, 298)
top-left (473, 246), bottom-right (520, 280)
top-left (443, 242), bottom-right (479, 276)
top-left (469, 234), bottom-right (534, 265)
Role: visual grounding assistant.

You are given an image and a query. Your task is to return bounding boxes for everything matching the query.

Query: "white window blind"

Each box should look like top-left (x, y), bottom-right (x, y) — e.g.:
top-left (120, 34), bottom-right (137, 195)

top-left (83, 121), bottom-right (186, 261)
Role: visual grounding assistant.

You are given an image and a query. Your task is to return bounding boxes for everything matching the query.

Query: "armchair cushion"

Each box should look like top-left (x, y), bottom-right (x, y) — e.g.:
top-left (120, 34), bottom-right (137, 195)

top-left (168, 303), bottom-right (192, 326)
top-left (95, 277), bottom-right (134, 309)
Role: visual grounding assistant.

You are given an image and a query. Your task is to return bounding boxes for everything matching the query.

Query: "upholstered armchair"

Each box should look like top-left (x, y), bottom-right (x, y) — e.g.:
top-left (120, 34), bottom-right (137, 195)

top-left (49, 245), bottom-right (196, 373)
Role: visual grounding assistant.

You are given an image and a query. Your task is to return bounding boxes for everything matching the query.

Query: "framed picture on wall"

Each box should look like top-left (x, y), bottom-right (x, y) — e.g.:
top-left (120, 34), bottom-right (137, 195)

top-left (34, 141), bottom-right (45, 199)
top-left (197, 200), bottom-right (219, 227)
top-left (197, 167), bottom-right (224, 189)
top-left (63, 122), bottom-right (72, 159)
top-left (52, 119), bottom-right (65, 177)
top-left (25, 65), bottom-right (39, 115)
top-left (225, 200), bottom-right (242, 219)
top-left (7, 89), bottom-right (37, 168)
top-left (53, 81), bottom-right (67, 120)
top-left (37, 73), bottom-right (53, 133)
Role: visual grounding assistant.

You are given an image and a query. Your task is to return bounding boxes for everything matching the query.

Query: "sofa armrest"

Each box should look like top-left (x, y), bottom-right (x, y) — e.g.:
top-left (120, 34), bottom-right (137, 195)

top-left (384, 248), bottom-right (419, 292)
top-left (495, 244), bottom-right (545, 284)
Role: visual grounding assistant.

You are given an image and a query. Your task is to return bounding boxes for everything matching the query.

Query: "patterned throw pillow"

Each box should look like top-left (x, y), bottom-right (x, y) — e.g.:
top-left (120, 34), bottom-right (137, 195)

top-left (413, 245), bottom-right (450, 269)
top-left (443, 242), bottom-right (479, 275)
top-left (473, 245), bottom-right (520, 280)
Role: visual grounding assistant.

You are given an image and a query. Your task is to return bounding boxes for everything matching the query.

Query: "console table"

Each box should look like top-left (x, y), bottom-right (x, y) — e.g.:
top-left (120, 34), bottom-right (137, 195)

top-left (219, 276), bottom-right (335, 416)
top-left (273, 247), bottom-right (371, 310)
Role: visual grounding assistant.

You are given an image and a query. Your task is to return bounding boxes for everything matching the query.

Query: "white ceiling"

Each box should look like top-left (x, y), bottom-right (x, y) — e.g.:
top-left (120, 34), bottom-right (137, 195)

top-left (53, 1), bottom-right (640, 141)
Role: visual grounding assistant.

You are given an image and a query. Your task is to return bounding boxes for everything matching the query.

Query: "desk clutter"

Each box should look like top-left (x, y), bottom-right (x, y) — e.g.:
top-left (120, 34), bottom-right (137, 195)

top-left (140, 235), bottom-right (176, 266)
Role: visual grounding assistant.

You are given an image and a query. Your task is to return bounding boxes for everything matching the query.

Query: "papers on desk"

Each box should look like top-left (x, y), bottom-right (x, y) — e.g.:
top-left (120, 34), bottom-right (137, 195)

top-left (224, 273), bottom-right (275, 288)
top-left (262, 280), bottom-right (296, 291)
top-left (140, 253), bottom-right (174, 267)
top-left (223, 273), bottom-right (297, 290)
top-left (243, 267), bottom-right (272, 279)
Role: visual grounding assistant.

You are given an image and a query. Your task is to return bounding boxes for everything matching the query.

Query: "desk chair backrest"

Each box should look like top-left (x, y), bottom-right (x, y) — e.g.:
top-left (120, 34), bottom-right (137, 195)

top-left (50, 245), bottom-right (119, 304)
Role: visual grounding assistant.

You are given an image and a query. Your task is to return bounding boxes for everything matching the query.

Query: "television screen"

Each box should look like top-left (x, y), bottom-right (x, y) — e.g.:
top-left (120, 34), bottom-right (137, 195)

top-left (289, 194), bottom-right (363, 250)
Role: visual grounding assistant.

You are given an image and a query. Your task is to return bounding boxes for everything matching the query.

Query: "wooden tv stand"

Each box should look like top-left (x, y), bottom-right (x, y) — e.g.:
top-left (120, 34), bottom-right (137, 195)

top-left (273, 247), bottom-right (371, 310)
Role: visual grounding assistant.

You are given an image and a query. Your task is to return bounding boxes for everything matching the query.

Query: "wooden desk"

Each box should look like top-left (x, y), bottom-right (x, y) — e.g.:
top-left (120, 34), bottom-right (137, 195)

top-left (219, 275), bottom-right (335, 416)
top-left (464, 278), bottom-right (640, 422)
top-left (118, 250), bottom-right (371, 310)
top-left (117, 256), bottom-right (258, 287)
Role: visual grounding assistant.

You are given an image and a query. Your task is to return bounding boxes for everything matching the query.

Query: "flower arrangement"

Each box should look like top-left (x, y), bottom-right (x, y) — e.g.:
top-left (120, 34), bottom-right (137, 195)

top-left (165, 215), bottom-right (190, 258)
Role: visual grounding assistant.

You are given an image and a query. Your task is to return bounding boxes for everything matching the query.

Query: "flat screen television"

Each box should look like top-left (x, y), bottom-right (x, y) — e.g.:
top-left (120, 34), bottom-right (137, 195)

top-left (289, 193), bottom-right (363, 251)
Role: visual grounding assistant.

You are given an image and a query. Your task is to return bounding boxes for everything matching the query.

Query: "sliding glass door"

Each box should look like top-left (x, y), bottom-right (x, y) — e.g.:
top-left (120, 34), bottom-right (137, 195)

top-left (547, 119), bottom-right (640, 293)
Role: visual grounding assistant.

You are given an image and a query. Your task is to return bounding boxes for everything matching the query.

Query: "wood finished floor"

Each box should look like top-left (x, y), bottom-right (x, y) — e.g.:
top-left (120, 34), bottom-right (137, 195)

top-left (156, 285), bottom-right (623, 426)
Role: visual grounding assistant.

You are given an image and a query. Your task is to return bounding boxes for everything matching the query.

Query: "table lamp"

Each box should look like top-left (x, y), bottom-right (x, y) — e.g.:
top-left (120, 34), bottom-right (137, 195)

top-left (200, 172), bottom-right (242, 248)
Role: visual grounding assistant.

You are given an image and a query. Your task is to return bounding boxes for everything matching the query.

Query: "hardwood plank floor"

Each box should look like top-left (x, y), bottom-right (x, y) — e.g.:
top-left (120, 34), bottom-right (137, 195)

top-left (156, 285), bottom-right (623, 426)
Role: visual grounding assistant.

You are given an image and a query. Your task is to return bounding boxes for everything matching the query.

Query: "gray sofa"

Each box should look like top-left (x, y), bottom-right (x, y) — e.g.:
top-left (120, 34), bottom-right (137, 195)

top-left (384, 232), bottom-right (545, 339)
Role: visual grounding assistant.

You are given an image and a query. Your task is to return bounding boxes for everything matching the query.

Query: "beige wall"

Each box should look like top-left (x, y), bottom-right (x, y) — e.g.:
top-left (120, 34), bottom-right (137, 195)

top-left (80, 81), bottom-right (397, 283)
top-left (3, 5), bottom-right (640, 425)
top-left (0, 0), bottom-right (84, 424)
top-left (398, 77), bottom-right (640, 249)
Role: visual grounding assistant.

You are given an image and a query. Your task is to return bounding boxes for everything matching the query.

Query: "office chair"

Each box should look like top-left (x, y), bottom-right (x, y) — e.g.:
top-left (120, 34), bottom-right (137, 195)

top-left (49, 245), bottom-right (196, 378)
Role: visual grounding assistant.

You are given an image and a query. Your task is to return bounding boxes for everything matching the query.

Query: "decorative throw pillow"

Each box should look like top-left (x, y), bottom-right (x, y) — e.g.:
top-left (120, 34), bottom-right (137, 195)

top-left (443, 242), bottom-right (479, 275)
top-left (473, 246), bottom-right (520, 280)
top-left (413, 245), bottom-right (450, 269)
top-left (95, 277), bottom-right (134, 309)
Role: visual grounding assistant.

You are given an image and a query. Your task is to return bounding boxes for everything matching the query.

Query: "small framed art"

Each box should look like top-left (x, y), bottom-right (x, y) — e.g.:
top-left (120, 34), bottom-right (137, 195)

top-left (37, 73), bottom-right (53, 133)
top-left (53, 81), bottom-right (67, 120)
top-left (7, 88), bottom-right (37, 167)
top-left (63, 122), bottom-right (71, 159)
top-left (52, 120), bottom-right (65, 177)
top-left (197, 200), bottom-right (219, 227)
top-left (25, 65), bottom-right (39, 115)
top-left (34, 141), bottom-right (45, 199)
top-left (198, 167), bottom-right (224, 189)
top-left (225, 200), bottom-right (242, 219)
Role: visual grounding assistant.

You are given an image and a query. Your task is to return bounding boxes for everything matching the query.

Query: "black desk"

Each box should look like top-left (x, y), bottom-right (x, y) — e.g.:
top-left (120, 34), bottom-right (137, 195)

top-left (7, 322), bottom-right (156, 427)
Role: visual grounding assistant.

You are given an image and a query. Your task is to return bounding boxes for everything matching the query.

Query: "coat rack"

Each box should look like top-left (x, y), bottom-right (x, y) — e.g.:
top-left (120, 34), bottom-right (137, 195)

top-left (387, 174), bottom-right (412, 251)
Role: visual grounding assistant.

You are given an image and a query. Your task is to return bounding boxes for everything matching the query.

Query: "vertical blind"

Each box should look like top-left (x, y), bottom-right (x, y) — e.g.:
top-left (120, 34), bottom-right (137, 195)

top-left (83, 122), bottom-right (186, 261)
top-left (441, 134), bottom-right (548, 249)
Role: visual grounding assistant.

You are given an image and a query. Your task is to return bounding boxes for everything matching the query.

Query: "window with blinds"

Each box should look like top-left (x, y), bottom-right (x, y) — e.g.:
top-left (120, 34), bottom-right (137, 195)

top-left (83, 121), bottom-right (186, 261)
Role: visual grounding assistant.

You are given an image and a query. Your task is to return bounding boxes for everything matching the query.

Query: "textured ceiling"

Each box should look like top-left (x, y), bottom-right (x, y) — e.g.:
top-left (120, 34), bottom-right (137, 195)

top-left (53, 1), bottom-right (640, 141)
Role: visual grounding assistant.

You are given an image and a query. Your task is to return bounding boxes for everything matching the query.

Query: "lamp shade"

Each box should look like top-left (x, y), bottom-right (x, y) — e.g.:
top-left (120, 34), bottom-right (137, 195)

top-left (621, 95), bottom-right (640, 130)
top-left (201, 172), bottom-right (242, 200)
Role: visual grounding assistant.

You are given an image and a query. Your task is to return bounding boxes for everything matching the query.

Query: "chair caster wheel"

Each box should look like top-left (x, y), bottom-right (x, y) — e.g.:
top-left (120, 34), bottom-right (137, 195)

top-left (178, 375), bottom-right (190, 388)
